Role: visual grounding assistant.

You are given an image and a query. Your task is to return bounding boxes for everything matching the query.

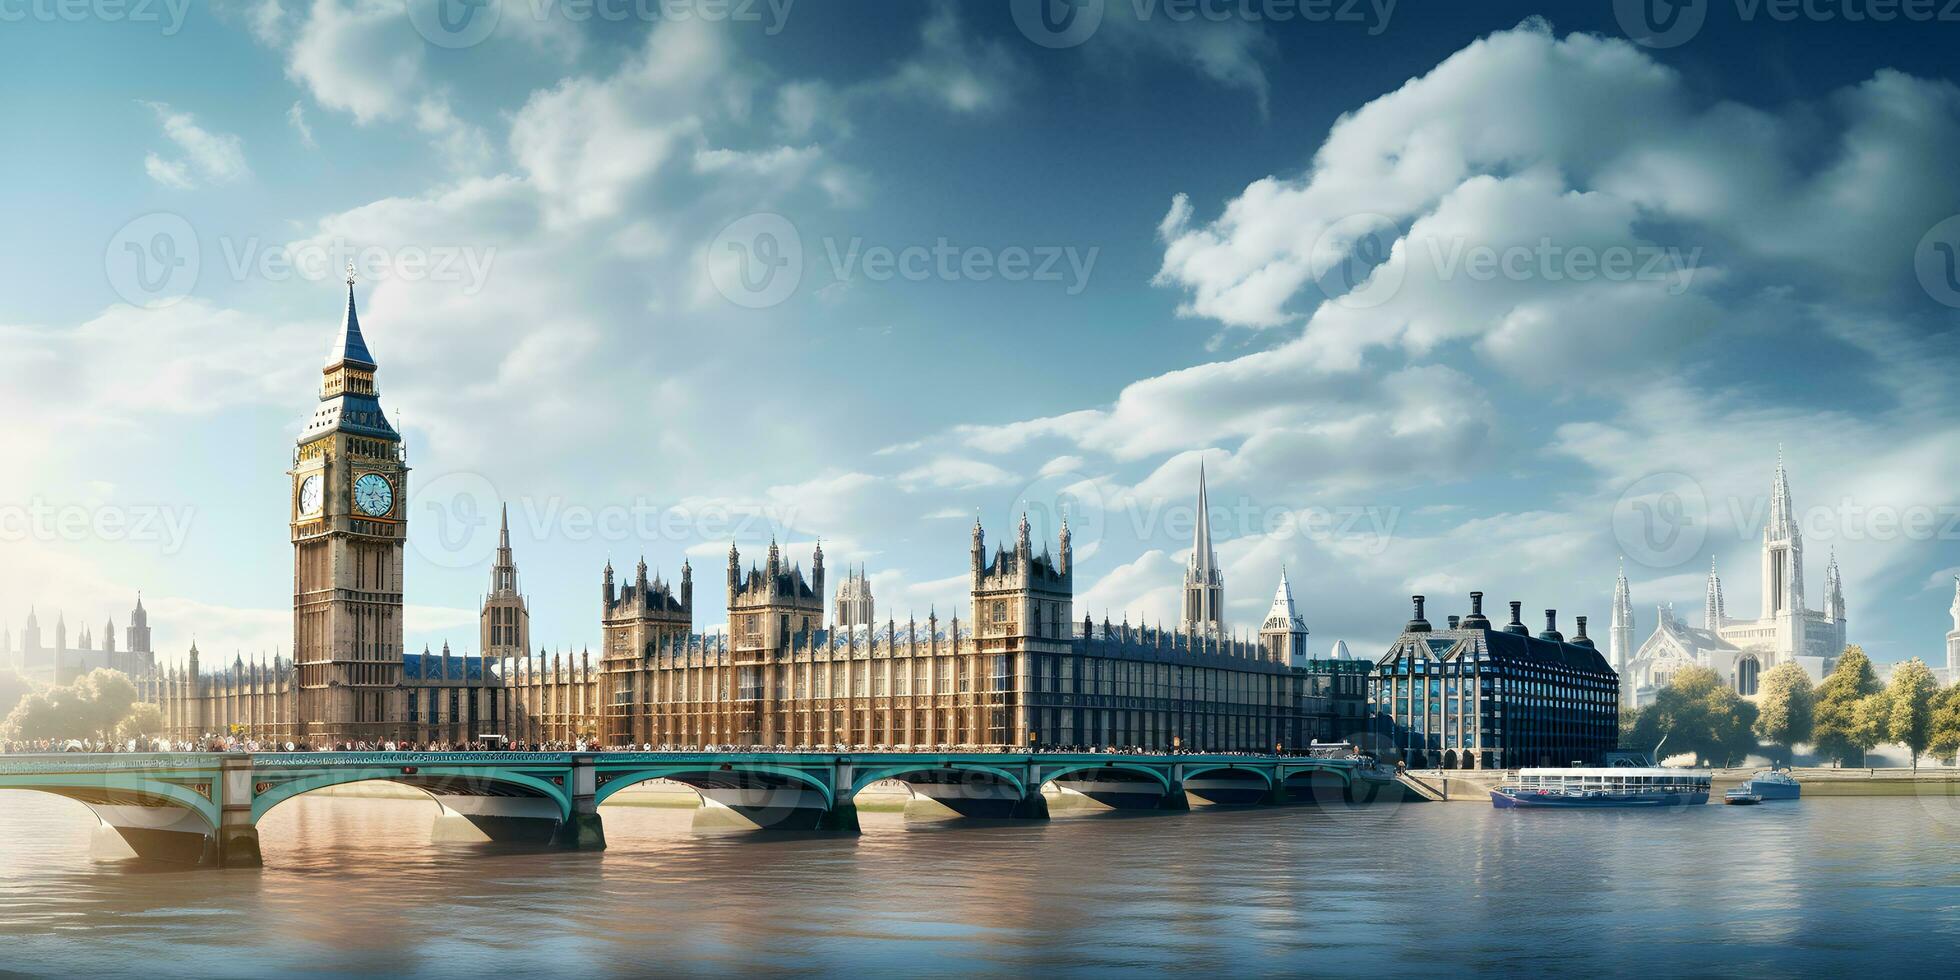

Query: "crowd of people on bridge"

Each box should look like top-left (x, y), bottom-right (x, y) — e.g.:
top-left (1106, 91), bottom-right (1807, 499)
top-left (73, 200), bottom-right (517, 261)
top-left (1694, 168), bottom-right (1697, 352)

top-left (2, 736), bottom-right (1372, 762)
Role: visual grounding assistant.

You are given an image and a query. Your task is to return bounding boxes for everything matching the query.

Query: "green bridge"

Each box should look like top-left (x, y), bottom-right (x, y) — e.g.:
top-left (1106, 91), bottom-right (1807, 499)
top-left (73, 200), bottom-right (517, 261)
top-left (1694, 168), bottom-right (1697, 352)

top-left (0, 751), bottom-right (1400, 868)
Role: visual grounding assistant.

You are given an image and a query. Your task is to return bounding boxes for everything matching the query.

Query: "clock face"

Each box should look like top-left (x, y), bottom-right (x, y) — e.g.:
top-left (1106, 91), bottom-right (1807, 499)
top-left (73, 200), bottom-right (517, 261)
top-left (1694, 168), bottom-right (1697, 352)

top-left (298, 474), bottom-right (323, 516)
top-left (353, 473), bottom-right (394, 517)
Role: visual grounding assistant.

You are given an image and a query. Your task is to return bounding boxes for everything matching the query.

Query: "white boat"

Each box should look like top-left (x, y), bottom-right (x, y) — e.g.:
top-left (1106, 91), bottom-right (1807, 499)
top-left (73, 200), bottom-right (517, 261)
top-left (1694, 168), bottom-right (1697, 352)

top-left (1739, 769), bottom-right (1801, 801)
top-left (1491, 767), bottom-right (1712, 809)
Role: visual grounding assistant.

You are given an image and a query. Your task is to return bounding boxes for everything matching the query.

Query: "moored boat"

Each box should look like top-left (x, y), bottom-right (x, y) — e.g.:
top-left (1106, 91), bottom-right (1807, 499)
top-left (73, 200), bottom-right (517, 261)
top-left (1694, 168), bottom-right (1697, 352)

top-left (1739, 768), bottom-right (1801, 801)
top-left (1490, 767), bottom-right (1712, 809)
top-left (1723, 788), bottom-right (1763, 805)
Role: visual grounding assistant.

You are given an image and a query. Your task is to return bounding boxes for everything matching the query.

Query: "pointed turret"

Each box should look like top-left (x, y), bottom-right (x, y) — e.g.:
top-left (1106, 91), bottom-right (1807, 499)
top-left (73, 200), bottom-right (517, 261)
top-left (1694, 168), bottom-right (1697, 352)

top-left (1258, 568), bottom-right (1309, 665)
top-left (1703, 556), bottom-right (1726, 630)
top-left (1824, 549), bottom-right (1845, 622)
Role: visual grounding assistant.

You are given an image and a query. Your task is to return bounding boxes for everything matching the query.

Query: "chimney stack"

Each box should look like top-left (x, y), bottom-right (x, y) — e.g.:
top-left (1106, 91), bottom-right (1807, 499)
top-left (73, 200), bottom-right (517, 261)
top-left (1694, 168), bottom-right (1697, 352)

top-left (1538, 609), bottom-right (1564, 642)
top-left (1572, 615), bottom-right (1596, 649)
top-left (1406, 595), bottom-right (1432, 633)
top-left (1448, 615), bottom-right (1461, 629)
top-left (1463, 591), bottom-right (1491, 630)
top-left (1504, 601), bottom-right (1529, 635)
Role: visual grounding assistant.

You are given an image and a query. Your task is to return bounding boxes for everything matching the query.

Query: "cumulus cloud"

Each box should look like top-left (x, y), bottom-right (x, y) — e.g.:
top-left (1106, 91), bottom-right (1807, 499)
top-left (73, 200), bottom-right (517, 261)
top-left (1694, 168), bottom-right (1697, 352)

top-left (1156, 23), bottom-right (1960, 353)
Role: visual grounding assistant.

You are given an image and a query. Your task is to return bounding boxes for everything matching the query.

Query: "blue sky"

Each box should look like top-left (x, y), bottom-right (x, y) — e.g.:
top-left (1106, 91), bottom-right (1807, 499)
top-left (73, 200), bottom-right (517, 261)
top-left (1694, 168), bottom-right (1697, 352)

top-left (2, 0), bottom-right (1957, 669)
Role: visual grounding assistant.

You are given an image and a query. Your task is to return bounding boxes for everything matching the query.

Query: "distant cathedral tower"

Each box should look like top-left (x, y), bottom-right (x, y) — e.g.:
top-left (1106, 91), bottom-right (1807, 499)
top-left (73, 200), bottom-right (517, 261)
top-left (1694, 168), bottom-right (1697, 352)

top-left (1761, 449), bottom-right (1805, 620)
top-left (480, 504), bottom-right (531, 671)
top-left (833, 564), bottom-right (875, 629)
top-left (1610, 558), bottom-right (1634, 676)
top-left (1823, 549), bottom-right (1846, 623)
top-left (1181, 460), bottom-right (1224, 633)
top-left (1946, 577), bottom-right (1960, 675)
top-left (289, 267), bottom-right (408, 742)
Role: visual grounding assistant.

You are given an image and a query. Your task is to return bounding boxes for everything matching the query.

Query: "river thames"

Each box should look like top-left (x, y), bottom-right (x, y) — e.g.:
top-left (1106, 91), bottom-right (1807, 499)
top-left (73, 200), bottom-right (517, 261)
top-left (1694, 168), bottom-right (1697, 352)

top-left (3, 790), bottom-right (1958, 976)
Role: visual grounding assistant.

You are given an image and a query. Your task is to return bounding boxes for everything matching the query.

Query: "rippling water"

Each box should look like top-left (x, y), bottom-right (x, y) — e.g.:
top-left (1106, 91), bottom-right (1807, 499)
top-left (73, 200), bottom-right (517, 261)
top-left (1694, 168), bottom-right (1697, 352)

top-left (2, 789), bottom-right (1958, 977)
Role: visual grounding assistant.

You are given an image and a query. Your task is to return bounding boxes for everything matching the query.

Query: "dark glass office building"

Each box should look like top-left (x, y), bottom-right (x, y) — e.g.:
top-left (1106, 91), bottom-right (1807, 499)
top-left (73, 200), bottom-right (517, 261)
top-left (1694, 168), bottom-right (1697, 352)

top-left (1370, 594), bottom-right (1619, 769)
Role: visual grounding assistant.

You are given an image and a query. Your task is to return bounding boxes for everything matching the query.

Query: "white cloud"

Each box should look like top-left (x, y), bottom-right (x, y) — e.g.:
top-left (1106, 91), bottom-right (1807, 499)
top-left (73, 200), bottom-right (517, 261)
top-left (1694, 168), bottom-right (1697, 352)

top-left (898, 457), bottom-right (1017, 492)
top-left (287, 100), bottom-right (315, 147)
top-left (879, 4), bottom-right (1021, 114)
top-left (140, 102), bottom-right (250, 188)
top-left (143, 153), bottom-right (194, 190)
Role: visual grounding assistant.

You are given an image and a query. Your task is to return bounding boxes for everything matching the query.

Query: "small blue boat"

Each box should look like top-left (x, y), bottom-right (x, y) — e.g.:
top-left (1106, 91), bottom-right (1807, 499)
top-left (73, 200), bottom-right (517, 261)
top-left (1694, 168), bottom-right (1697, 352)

top-left (1738, 769), bottom-right (1801, 801)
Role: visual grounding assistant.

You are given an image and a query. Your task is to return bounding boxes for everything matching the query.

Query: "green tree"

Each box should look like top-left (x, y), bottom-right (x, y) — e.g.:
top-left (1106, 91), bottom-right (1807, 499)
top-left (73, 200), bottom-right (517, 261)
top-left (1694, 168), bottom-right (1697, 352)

top-left (0, 668), bottom-right (34, 721)
top-left (1885, 658), bottom-right (1939, 769)
top-left (1753, 660), bottom-right (1814, 764)
top-left (115, 703), bottom-right (164, 742)
top-left (1626, 666), bottom-right (1761, 766)
top-left (1, 668), bottom-right (142, 742)
top-left (1812, 645), bottom-right (1882, 766)
top-left (1850, 692), bottom-right (1890, 765)
top-left (1929, 684), bottom-right (1960, 765)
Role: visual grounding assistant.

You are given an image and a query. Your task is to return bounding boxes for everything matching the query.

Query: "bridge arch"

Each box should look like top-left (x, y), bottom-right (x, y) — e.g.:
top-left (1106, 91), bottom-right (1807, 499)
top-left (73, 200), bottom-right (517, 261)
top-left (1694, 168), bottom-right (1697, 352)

top-left (0, 773), bottom-right (221, 829)
top-left (1179, 764), bottom-right (1273, 788)
top-left (1037, 762), bottom-right (1173, 793)
top-left (847, 763), bottom-right (1027, 801)
top-left (250, 766), bottom-right (572, 823)
top-left (594, 764), bottom-right (835, 809)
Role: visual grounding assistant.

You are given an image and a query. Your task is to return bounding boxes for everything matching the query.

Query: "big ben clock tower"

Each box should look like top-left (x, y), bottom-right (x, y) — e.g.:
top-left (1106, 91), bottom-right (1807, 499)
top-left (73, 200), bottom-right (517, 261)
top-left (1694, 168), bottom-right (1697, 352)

top-left (290, 267), bottom-right (408, 743)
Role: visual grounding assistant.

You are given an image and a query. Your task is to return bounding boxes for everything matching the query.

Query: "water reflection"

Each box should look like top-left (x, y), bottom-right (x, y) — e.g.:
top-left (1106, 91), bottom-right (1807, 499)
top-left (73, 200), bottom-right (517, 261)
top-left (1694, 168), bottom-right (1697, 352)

top-left (2, 789), bottom-right (1958, 976)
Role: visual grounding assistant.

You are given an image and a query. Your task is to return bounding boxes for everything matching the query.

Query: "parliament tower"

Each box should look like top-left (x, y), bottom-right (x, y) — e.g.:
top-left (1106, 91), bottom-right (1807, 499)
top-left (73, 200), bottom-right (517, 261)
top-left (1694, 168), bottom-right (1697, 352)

top-left (289, 269), bottom-right (408, 741)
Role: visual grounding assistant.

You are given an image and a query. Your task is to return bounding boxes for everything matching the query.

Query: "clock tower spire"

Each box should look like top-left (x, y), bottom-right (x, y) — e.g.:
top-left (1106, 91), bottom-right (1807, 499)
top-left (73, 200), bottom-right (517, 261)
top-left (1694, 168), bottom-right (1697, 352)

top-left (289, 267), bottom-right (409, 744)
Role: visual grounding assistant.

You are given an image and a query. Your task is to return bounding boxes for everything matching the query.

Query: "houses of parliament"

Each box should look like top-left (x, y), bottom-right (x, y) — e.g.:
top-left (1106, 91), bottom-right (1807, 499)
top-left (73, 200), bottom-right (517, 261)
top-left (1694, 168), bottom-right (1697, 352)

top-left (116, 278), bottom-right (1369, 750)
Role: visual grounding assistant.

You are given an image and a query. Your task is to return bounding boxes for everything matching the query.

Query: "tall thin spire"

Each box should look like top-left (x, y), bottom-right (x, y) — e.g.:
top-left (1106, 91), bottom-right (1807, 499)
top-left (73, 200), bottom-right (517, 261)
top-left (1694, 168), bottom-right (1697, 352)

top-left (1191, 458), bottom-right (1216, 577)
top-left (1181, 457), bottom-right (1224, 633)
top-left (1610, 556), bottom-right (1635, 675)
top-left (1703, 555), bottom-right (1725, 629)
top-left (327, 262), bottom-right (377, 370)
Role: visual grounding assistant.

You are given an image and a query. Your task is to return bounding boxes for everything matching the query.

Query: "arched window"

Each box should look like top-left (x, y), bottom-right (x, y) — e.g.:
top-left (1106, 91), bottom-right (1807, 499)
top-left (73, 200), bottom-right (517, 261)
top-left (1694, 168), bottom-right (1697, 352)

top-left (1737, 656), bottom-right (1761, 697)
